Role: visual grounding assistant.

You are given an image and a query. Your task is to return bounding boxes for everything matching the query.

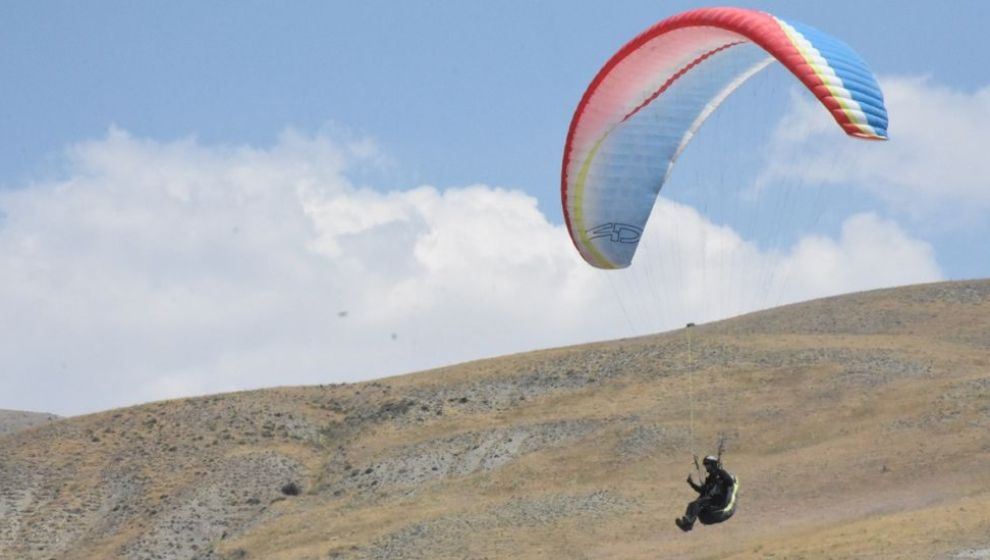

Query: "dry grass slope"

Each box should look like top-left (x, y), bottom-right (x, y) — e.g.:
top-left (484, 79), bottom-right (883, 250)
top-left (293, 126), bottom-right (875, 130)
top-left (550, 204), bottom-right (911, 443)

top-left (1, 279), bottom-right (988, 559)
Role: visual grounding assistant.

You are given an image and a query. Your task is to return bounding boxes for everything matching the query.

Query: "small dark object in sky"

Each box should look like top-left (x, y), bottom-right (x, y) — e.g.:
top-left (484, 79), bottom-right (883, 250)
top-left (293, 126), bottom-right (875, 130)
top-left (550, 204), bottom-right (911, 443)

top-left (338, 311), bottom-right (348, 318)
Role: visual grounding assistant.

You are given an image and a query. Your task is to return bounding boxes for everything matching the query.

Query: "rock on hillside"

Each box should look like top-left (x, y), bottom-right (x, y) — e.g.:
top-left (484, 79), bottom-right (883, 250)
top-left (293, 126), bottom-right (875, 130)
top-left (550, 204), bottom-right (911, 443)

top-left (0, 409), bottom-right (59, 437)
top-left (0, 279), bottom-right (988, 560)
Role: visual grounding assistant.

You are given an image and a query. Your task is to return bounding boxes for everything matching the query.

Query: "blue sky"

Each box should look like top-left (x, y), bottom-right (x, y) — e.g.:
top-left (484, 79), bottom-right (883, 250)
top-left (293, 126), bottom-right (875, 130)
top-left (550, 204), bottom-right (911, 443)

top-left (5, 1), bottom-right (988, 205)
top-left (1, 2), bottom-right (987, 414)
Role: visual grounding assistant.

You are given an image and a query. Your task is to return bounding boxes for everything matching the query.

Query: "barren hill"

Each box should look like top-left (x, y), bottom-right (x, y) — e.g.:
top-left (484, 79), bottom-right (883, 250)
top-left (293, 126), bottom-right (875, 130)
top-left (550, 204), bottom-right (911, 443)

top-left (0, 410), bottom-right (59, 437)
top-left (1, 280), bottom-right (988, 559)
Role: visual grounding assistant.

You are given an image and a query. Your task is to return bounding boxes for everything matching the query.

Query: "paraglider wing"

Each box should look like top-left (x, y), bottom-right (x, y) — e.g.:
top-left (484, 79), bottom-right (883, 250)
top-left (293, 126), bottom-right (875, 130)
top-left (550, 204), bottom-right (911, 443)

top-left (561, 7), bottom-right (888, 269)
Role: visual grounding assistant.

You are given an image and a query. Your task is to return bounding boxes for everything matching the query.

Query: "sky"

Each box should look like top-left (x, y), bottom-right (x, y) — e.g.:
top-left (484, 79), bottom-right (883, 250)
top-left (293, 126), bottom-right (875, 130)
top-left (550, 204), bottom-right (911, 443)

top-left (1, 1), bottom-right (987, 415)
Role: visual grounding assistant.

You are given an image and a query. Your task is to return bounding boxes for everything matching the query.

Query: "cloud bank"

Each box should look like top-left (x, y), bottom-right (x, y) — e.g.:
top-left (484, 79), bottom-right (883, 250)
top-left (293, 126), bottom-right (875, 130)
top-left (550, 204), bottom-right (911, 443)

top-left (761, 77), bottom-right (990, 225)
top-left (0, 128), bottom-right (941, 415)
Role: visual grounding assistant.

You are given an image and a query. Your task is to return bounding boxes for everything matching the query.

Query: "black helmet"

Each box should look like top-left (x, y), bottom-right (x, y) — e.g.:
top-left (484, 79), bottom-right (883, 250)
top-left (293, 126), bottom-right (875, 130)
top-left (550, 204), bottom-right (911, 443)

top-left (702, 455), bottom-right (719, 468)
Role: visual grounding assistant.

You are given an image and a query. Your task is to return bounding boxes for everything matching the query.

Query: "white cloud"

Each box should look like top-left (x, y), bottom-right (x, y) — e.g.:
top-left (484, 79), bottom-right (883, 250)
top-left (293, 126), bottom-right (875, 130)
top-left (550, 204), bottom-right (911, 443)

top-left (769, 212), bottom-right (942, 300)
top-left (0, 129), bottom-right (942, 415)
top-left (605, 203), bottom-right (942, 330)
top-left (760, 77), bottom-right (990, 224)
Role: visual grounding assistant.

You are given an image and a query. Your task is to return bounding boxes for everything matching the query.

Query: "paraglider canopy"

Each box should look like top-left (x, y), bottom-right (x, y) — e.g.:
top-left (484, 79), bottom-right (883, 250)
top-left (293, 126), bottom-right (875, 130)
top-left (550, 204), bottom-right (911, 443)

top-left (561, 7), bottom-right (888, 270)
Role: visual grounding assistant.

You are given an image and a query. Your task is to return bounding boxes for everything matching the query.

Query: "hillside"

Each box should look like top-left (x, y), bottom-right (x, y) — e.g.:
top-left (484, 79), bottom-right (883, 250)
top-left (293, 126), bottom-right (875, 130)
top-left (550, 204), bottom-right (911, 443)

top-left (0, 410), bottom-right (59, 437)
top-left (1, 280), bottom-right (988, 559)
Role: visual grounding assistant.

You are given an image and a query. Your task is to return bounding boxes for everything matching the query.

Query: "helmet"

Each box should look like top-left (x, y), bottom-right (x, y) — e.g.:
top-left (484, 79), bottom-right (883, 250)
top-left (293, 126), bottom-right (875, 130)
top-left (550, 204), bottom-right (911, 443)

top-left (702, 455), bottom-right (719, 467)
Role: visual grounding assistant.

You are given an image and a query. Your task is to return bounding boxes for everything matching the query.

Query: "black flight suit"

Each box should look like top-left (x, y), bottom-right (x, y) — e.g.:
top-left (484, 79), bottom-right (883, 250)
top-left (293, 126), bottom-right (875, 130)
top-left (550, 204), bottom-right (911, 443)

top-left (682, 465), bottom-right (733, 527)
